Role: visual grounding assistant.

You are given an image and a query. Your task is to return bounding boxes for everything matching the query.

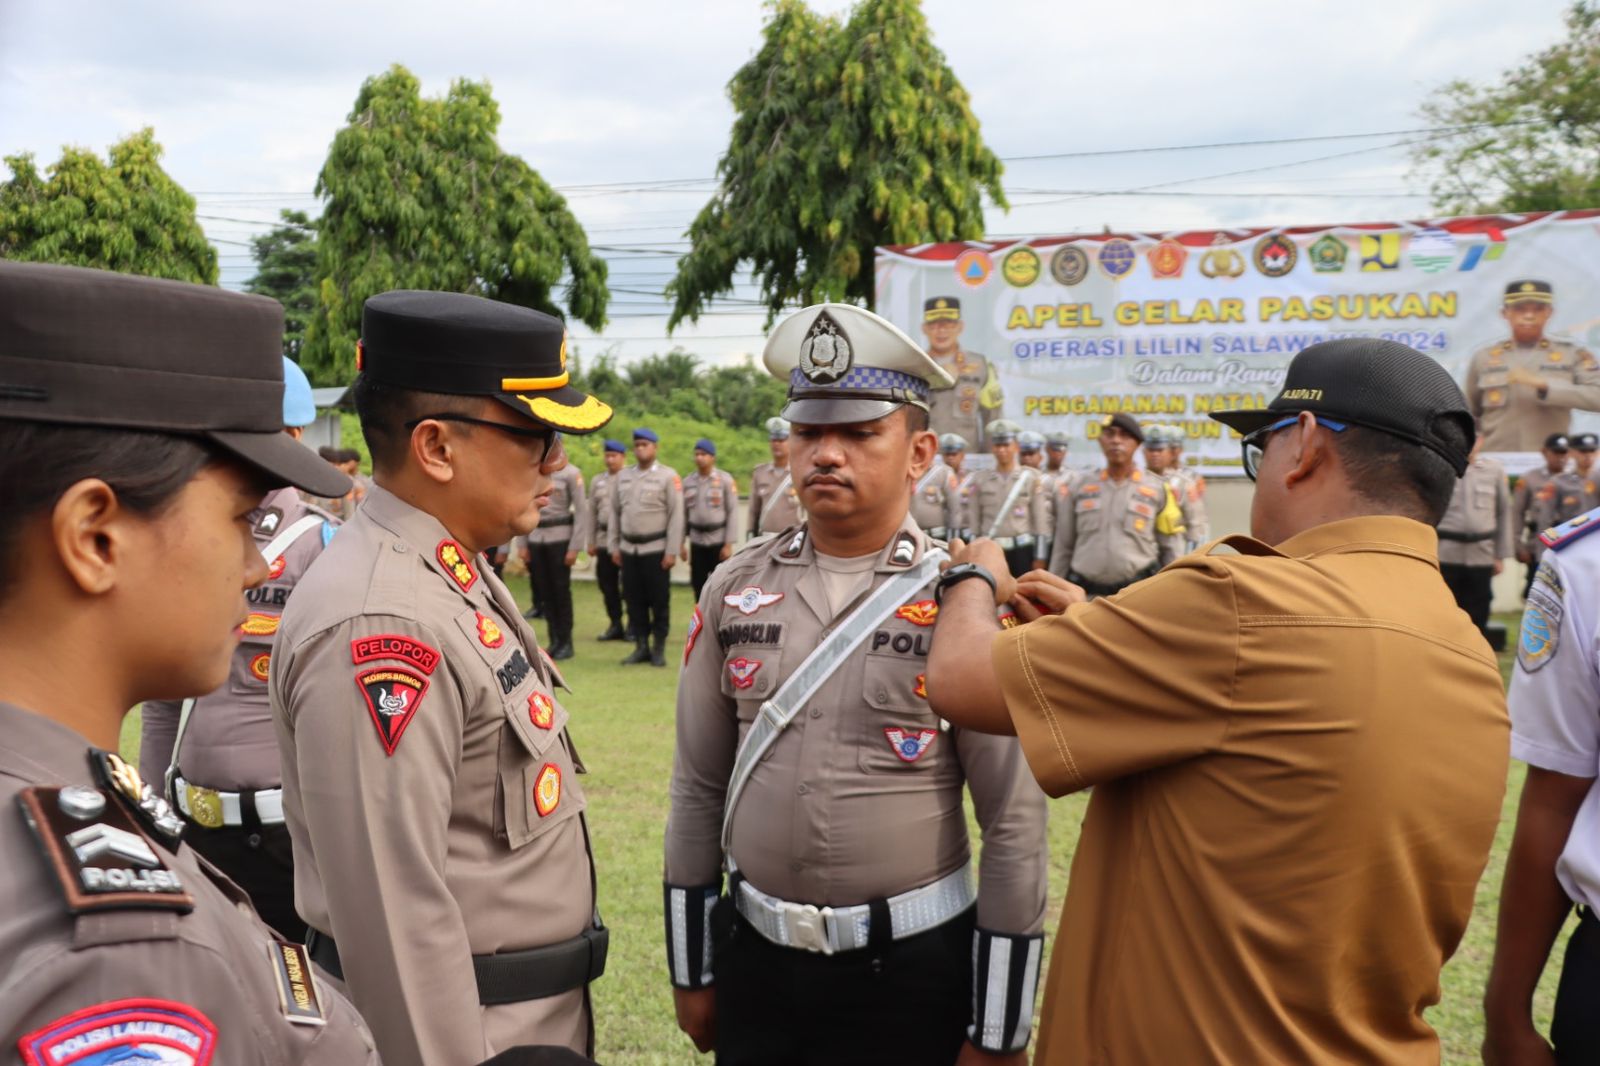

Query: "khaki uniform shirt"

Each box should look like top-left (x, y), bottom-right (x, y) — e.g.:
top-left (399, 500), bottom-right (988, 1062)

top-left (608, 463), bottom-right (684, 556)
top-left (666, 518), bottom-right (1048, 930)
top-left (684, 469), bottom-right (739, 547)
top-left (588, 469), bottom-right (616, 553)
top-left (995, 517), bottom-right (1508, 1064)
top-left (928, 350), bottom-right (1002, 450)
top-left (141, 487), bottom-right (339, 790)
top-left (0, 704), bottom-right (379, 1063)
top-left (909, 460), bottom-right (961, 538)
top-left (1466, 337), bottom-right (1600, 452)
top-left (964, 467), bottom-right (1053, 553)
top-left (1049, 469), bottom-right (1185, 584)
top-left (271, 485), bottom-right (596, 1066)
top-left (1436, 457), bottom-right (1513, 567)
top-left (525, 465), bottom-right (589, 548)
top-left (1532, 469), bottom-right (1600, 536)
top-left (748, 462), bottom-right (802, 536)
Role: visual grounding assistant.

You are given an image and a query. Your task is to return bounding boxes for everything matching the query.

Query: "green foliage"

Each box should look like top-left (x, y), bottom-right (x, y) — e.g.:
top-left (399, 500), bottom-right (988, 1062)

top-left (1414, 3), bottom-right (1600, 213)
top-left (302, 65), bottom-right (610, 384)
top-left (244, 210), bottom-right (318, 364)
top-left (0, 128), bottom-right (218, 284)
top-left (667, 0), bottom-right (1005, 328)
top-left (699, 363), bottom-right (790, 429)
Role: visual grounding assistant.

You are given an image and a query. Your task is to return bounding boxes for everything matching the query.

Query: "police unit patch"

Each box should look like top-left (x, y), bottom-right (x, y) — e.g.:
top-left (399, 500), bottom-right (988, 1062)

top-left (895, 600), bottom-right (939, 626)
top-left (1519, 599), bottom-right (1560, 673)
top-left (726, 658), bottom-right (763, 690)
top-left (725, 586), bottom-right (784, 615)
top-left (476, 612), bottom-right (505, 649)
top-left (240, 612), bottom-right (280, 637)
top-left (884, 727), bottom-right (937, 763)
top-left (684, 606), bottom-right (704, 665)
top-left (914, 673), bottom-right (928, 699)
top-left (19, 999), bottom-right (218, 1066)
top-left (529, 691), bottom-right (555, 730)
top-left (357, 668), bottom-right (429, 755)
top-left (267, 555), bottom-right (288, 580)
top-left (437, 539), bottom-right (478, 592)
top-left (248, 653), bottom-right (271, 683)
top-left (350, 634), bottom-right (442, 674)
top-left (534, 763), bottom-right (562, 817)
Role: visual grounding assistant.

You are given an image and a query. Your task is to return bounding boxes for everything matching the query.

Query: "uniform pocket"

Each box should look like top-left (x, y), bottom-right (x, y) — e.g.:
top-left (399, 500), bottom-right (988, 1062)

top-left (858, 654), bottom-right (943, 773)
top-left (496, 714), bottom-right (585, 851)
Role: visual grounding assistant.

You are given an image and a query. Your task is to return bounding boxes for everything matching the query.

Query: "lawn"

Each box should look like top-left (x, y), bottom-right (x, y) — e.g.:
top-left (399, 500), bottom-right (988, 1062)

top-left (121, 593), bottom-right (1565, 1064)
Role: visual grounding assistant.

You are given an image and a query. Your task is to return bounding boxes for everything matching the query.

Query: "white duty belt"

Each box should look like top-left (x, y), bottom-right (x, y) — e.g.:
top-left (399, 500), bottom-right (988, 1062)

top-left (173, 777), bottom-right (286, 828)
top-left (733, 863), bottom-right (974, 955)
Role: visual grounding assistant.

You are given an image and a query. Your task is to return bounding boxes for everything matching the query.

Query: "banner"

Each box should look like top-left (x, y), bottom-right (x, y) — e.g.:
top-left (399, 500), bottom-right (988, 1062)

top-left (876, 210), bottom-right (1600, 475)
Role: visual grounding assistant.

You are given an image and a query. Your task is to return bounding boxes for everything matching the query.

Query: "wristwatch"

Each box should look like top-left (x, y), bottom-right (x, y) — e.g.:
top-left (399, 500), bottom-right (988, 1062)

top-left (934, 562), bottom-right (998, 606)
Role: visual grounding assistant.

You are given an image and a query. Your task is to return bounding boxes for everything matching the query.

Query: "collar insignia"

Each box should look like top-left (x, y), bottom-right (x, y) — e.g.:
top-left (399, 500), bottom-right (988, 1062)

top-left (437, 540), bottom-right (478, 592)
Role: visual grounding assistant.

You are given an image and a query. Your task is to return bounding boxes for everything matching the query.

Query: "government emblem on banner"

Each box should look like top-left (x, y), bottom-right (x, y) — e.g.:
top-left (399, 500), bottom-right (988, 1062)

top-left (1148, 239), bottom-right (1187, 279)
top-left (1360, 233), bottom-right (1400, 271)
top-left (1253, 234), bottom-right (1298, 277)
top-left (1459, 228), bottom-right (1507, 270)
top-left (1098, 239), bottom-right (1136, 279)
top-left (1199, 234), bottom-right (1244, 279)
top-left (1050, 245), bottom-right (1089, 286)
top-left (1410, 227), bottom-right (1456, 273)
top-left (954, 249), bottom-right (993, 288)
top-left (1003, 247), bottom-right (1041, 287)
top-left (1308, 234), bottom-right (1348, 273)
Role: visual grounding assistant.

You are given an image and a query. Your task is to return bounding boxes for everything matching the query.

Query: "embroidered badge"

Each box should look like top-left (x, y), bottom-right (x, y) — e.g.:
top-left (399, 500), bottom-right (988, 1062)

top-left (476, 613), bottom-right (505, 649)
top-left (684, 606), bottom-right (704, 665)
top-left (249, 653), bottom-right (271, 683)
top-left (533, 763), bottom-right (562, 817)
top-left (890, 532), bottom-right (916, 567)
top-left (496, 648), bottom-right (532, 695)
top-left (896, 600), bottom-right (939, 626)
top-left (357, 668), bottom-right (429, 755)
top-left (350, 634), bottom-right (442, 674)
top-left (725, 586), bottom-right (784, 615)
top-left (781, 528), bottom-right (807, 558)
top-left (437, 539), bottom-right (478, 592)
top-left (19, 998), bottom-right (218, 1066)
top-left (267, 942), bottom-right (326, 1026)
top-left (884, 727), bottom-right (938, 763)
top-left (997, 609), bottom-right (1020, 629)
top-left (240, 612), bottom-right (280, 637)
top-left (255, 507), bottom-right (284, 537)
top-left (726, 657), bottom-right (763, 690)
top-left (267, 555), bottom-right (288, 580)
top-left (798, 308), bottom-right (854, 384)
top-left (16, 784), bottom-right (193, 913)
top-left (529, 691), bottom-right (555, 730)
top-left (914, 674), bottom-right (928, 699)
top-left (1519, 599), bottom-right (1559, 672)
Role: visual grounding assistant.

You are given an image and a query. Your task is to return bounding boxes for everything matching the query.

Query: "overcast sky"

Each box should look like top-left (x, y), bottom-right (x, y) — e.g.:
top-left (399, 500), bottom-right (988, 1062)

top-left (0, 0), bottom-right (1573, 364)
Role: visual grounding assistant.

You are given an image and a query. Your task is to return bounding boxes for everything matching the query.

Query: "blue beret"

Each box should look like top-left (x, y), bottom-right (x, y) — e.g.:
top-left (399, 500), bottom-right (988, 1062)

top-left (694, 438), bottom-right (717, 455)
top-left (633, 427), bottom-right (659, 443)
top-left (281, 356), bottom-right (316, 428)
top-left (603, 438), bottom-right (626, 454)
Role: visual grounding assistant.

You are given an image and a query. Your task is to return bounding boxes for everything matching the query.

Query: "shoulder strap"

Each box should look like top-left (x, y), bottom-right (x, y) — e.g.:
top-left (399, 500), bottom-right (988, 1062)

top-left (770, 472), bottom-right (793, 501)
top-left (986, 470), bottom-right (1036, 538)
top-left (261, 513), bottom-right (324, 562)
top-left (721, 548), bottom-right (947, 849)
top-left (915, 464), bottom-right (945, 494)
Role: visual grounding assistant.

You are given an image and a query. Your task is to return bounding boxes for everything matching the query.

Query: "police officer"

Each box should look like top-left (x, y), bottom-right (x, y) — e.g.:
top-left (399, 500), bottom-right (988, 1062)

top-left (664, 302), bottom-right (1048, 1065)
top-left (683, 437), bottom-right (739, 600)
top-left (910, 435), bottom-right (961, 541)
top-left (1534, 432), bottom-right (1600, 535)
top-left (749, 416), bottom-right (802, 536)
top-left (1466, 280), bottom-right (1600, 453)
top-left (271, 290), bottom-right (613, 1065)
top-left (523, 451), bottom-right (589, 661)
top-left (609, 427), bottom-right (684, 667)
top-left (1515, 432), bottom-right (1571, 598)
top-left (0, 261), bottom-right (378, 1062)
top-left (1144, 424), bottom-right (1211, 549)
top-left (940, 433), bottom-right (974, 540)
top-left (589, 439), bottom-right (628, 641)
top-left (138, 356), bottom-right (340, 944)
top-left (921, 296), bottom-right (1003, 450)
top-left (1044, 429), bottom-right (1072, 479)
top-left (1050, 413), bottom-right (1186, 597)
top-left (1436, 438), bottom-right (1513, 637)
top-left (963, 419), bottom-right (1052, 578)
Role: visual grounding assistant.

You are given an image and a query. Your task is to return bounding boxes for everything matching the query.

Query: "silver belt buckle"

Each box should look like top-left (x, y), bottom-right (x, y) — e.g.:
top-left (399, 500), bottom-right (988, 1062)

top-left (781, 902), bottom-right (837, 955)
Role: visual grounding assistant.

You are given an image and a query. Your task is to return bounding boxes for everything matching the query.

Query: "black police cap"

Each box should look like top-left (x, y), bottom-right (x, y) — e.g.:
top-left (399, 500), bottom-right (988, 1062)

top-left (1545, 432), bottom-right (1571, 452)
top-left (1100, 411), bottom-right (1144, 443)
top-left (923, 296), bottom-right (961, 322)
top-left (1504, 280), bottom-right (1553, 305)
top-left (1211, 337), bottom-right (1474, 475)
top-left (1575, 432), bottom-right (1599, 452)
top-left (359, 291), bottom-right (613, 435)
top-left (0, 260), bottom-right (349, 497)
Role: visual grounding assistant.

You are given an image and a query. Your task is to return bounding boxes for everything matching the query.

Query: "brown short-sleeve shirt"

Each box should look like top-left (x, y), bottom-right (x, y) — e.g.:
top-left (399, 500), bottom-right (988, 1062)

top-left (993, 516), bottom-right (1509, 1064)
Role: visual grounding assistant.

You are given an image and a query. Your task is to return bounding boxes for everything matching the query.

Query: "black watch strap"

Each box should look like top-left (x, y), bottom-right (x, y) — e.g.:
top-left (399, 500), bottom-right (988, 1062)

top-left (935, 562), bottom-right (997, 606)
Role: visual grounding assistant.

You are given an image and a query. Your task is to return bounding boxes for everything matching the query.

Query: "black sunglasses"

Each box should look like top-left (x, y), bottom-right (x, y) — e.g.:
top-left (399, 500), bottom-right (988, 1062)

top-left (405, 413), bottom-right (557, 443)
top-left (1240, 415), bottom-right (1347, 481)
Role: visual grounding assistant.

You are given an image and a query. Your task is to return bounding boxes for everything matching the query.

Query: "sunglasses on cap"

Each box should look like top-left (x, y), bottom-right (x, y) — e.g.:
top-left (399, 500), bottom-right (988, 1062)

top-left (1241, 415), bottom-right (1347, 481)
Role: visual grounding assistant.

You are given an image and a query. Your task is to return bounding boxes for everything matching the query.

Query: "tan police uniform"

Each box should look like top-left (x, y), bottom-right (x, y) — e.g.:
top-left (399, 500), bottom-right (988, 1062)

top-left (1049, 468), bottom-right (1186, 595)
top-left (524, 464), bottom-right (589, 657)
top-left (1533, 468), bottom-right (1600, 533)
top-left (273, 485), bottom-right (601, 1066)
top-left (1436, 455), bottom-right (1513, 633)
top-left (929, 350), bottom-right (1002, 451)
top-left (1466, 336), bottom-right (1600, 453)
top-left (1166, 465), bottom-right (1210, 547)
top-left (684, 466), bottom-right (739, 599)
top-left (1514, 465), bottom-right (1560, 562)
top-left (588, 461), bottom-right (625, 637)
top-left (909, 458), bottom-right (961, 540)
top-left (748, 461), bottom-right (802, 535)
top-left (608, 459), bottom-right (685, 662)
top-left (963, 466), bottom-right (1053, 575)
top-left (139, 485), bottom-right (339, 940)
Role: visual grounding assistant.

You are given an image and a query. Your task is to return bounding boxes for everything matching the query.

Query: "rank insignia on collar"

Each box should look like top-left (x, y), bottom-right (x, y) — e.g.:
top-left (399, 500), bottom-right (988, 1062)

top-left (240, 612), bottom-right (280, 637)
top-left (268, 555), bottom-right (288, 580)
top-left (19, 999), bottom-right (217, 1066)
top-left (476, 612), bottom-right (505, 649)
top-left (249, 652), bottom-right (271, 683)
top-left (529, 691), bottom-right (555, 730)
top-left (884, 727), bottom-right (937, 763)
top-left (781, 528), bottom-right (807, 558)
top-left (726, 657), bottom-right (763, 690)
top-left (255, 507), bottom-right (284, 537)
top-left (437, 539), bottom-right (478, 592)
top-left (895, 600), bottom-right (939, 626)
top-left (534, 763), bottom-right (562, 817)
top-left (684, 606), bottom-right (704, 665)
top-left (93, 751), bottom-right (185, 840)
top-left (18, 783), bottom-right (193, 914)
top-left (725, 586), bottom-right (784, 615)
top-left (890, 532), bottom-right (917, 567)
top-left (357, 667), bottom-right (429, 756)
top-left (914, 673), bottom-right (928, 699)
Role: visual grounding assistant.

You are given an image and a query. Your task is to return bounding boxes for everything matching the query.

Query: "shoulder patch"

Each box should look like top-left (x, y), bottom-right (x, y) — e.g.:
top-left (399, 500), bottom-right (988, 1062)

top-left (684, 605), bottom-right (704, 665)
top-left (350, 633), bottom-right (442, 674)
top-left (1539, 507), bottom-right (1600, 551)
top-left (20, 998), bottom-right (217, 1066)
top-left (436, 539), bottom-right (478, 592)
top-left (17, 786), bottom-right (195, 914)
top-left (357, 668), bottom-right (429, 755)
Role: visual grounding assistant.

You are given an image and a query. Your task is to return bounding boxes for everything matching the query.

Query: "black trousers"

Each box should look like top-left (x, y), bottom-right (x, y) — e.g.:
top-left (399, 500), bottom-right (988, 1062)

top-left (712, 903), bottom-right (975, 1066)
top-left (528, 538), bottom-right (575, 639)
top-left (594, 547), bottom-right (624, 627)
top-left (690, 542), bottom-right (724, 601)
top-left (1440, 562), bottom-right (1493, 634)
top-left (621, 550), bottom-right (671, 642)
top-left (1554, 907), bottom-right (1600, 1064)
top-left (184, 821), bottom-right (306, 943)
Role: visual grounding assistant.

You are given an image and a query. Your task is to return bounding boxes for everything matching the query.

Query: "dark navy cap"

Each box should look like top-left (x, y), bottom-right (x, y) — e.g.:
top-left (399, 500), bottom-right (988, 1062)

top-left (1505, 280), bottom-right (1553, 306)
top-left (633, 427), bottom-right (659, 443)
top-left (694, 438), bottom-right (716, 456)
top-left (1100, 412), bottom-right (1144, 442)
top-left (1576, 432), bottom-right (1599, 452)
top-left (603, 438), bottom-right (626, 454)
top-left (1545, 433), bottom-right (1571, 452)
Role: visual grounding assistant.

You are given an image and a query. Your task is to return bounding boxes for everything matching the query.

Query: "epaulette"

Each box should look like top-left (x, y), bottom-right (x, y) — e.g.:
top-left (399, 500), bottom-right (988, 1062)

top-left (1539, 507), bottom-right (1600, 551)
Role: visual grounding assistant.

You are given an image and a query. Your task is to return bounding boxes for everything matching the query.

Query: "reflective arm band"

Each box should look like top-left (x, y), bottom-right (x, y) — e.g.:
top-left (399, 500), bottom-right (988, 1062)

top-left (1034, 536), bottom-right (1053, 563)
top-left (664, 882), bottom-right (721, 989)
top-left (969, 928), bottom-right (1045, 1054)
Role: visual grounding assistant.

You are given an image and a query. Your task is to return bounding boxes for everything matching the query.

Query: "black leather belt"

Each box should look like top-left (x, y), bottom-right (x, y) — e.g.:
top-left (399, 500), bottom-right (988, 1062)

top-left (539, 515), bottom-right (574, 527)
top-left (1436, 530), bottom-right (1494, 543)
top-left (1068, 564), bottom-right (1159, 598)
top-left (306, 925), bottom-right (608, 1005)
top-left (622, 531), bottom-right (667, 543)
top-left (688, 522), bottom-right (726, 533)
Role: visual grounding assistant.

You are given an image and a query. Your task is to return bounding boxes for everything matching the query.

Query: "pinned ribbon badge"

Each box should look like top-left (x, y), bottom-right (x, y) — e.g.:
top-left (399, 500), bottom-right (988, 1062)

top-left (884, 727), bottom-right (937, 763)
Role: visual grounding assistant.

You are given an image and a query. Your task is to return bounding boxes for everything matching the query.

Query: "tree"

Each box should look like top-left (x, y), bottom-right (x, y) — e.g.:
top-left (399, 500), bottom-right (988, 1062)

top-left (302, 65), bottom-right (610, 383)
top-left (700, 363), bottom-right (789, 429)
top-left (245, 210), bottom-right (318, 363)
top-left (0, 128), bottom-right (217, 284)
top-left (1414, 3), bottom-right (1600, 214)
top-left (668, 0), bottom-right (1006, 328)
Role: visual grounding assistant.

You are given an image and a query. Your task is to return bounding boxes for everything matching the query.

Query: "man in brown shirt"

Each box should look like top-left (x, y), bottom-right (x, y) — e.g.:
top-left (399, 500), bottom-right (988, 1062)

top-left (666, 303), bottom-right (1049, 1065)
top-left (273, 290), bottom-right (615, 1066)
top-left (927, 337), bottom-right (1509, 1064)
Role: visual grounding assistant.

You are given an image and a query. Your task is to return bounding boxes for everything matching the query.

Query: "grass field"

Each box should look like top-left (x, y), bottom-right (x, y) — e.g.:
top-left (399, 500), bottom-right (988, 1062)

top-left (121, 591), bottom-right (1568, 1064)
